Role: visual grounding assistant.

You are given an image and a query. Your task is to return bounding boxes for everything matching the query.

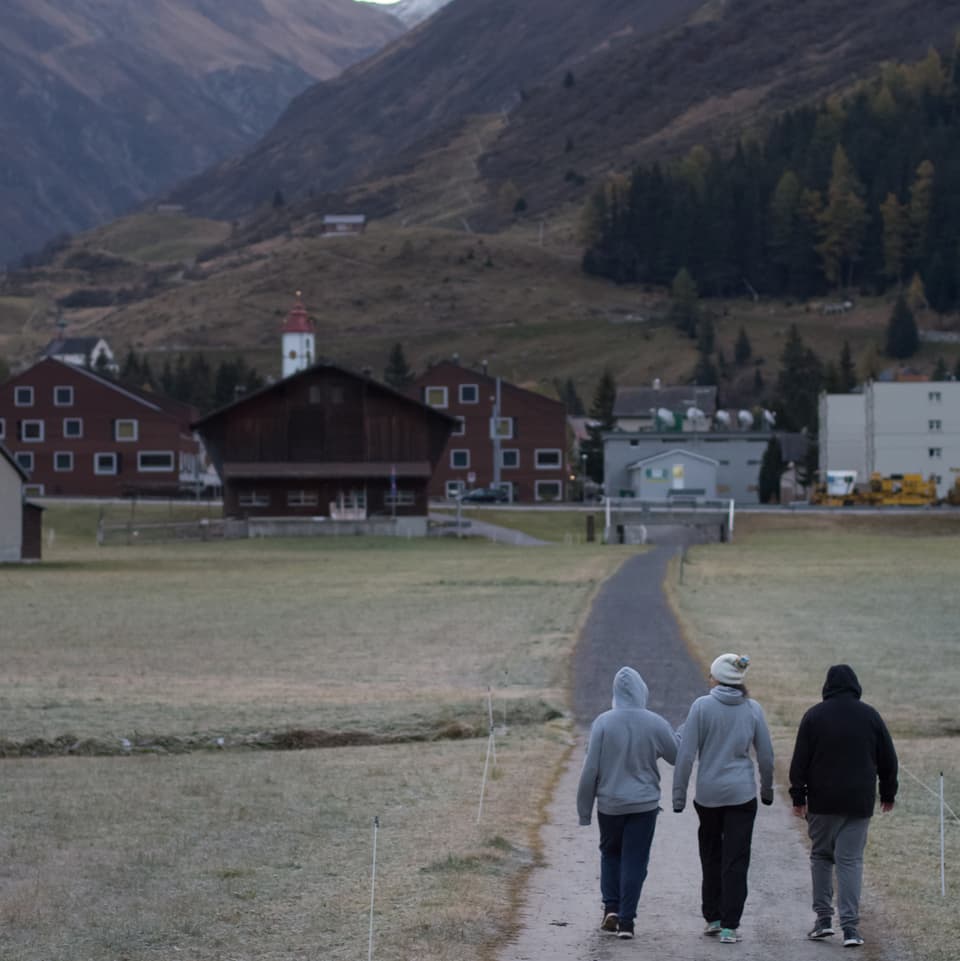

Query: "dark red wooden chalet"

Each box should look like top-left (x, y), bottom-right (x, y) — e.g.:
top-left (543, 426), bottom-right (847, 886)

top-left (193, 363), bottom-right (456, 519)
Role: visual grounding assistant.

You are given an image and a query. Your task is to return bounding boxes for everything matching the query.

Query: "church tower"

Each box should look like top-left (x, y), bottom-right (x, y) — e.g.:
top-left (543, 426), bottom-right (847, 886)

top-left (281, 291), bottom-right (315, 378)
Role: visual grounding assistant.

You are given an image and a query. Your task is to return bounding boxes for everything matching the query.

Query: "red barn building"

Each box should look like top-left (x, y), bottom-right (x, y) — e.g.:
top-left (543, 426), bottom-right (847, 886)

top-left (0, 358), bottom-right (203, 497)
top-left (410, 362), bottom-right (569, 502)
top-left (193, 363), bottom-right (455, 529)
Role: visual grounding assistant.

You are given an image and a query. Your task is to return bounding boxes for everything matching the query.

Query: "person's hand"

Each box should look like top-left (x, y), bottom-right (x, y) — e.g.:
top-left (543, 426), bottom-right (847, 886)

top-left (880, 801), bottom-right (895, 814)
top-left (792, 804), bottom-right (807, 818)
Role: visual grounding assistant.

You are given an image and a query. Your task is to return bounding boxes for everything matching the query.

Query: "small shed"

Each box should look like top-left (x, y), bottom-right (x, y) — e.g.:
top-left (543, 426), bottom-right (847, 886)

top-left (1, 442), bottom-right (38, 562)
top-left (626, 448), bottom-right (719, 501)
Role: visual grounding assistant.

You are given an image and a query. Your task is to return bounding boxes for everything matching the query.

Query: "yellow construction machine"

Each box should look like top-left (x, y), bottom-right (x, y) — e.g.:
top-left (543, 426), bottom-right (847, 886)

top-left (812, 471), bottom-right (938, 507)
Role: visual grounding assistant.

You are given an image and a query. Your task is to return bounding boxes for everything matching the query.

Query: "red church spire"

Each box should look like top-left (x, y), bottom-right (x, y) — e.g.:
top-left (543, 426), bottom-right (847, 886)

top-left (282, 291), bottom-right (314, 334)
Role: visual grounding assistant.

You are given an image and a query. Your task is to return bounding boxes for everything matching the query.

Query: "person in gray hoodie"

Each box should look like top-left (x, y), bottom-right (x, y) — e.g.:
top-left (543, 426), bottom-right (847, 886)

top-left (576, 666), bottom-right (678, 939)
top-left (672, 653), bottom-right (774, 945)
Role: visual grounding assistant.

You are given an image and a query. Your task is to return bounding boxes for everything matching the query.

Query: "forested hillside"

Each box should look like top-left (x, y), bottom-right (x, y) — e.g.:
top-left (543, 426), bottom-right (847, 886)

top-left (582, 45), bottom-right (960, 312)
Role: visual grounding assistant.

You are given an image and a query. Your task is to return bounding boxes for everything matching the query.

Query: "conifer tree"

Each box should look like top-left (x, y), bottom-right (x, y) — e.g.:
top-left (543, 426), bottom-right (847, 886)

top-left (120, 349), bottom-right (141, 384)
top-left (932, 356), bottom-right (949, 381)
top-left (775, 325), bottom-right (823, 431)
top-left (734, 327), bottom-right (752, 365)
top-left (582, 368), bottom-right (617, 483)
top-left (816, 145), bottom-right (867, 288)
top-left (839, 340), bottom-right (857, 392)
top-left (696, 315), bottom-right (715, 356)
top-left (0, 355), bottom-right (9, 384)
top-left (670, 268), bottom-right (699, 338)
top-left (907, 160), bottom-right (935, 264)
top-left (757, 436), bottom-right (785, 504)
top-left (879, 192), bottom-right (907, 284)
top-left (885, 295), bottom-right (919, 359)
top-left (383, 342), bottom-right (414, 390)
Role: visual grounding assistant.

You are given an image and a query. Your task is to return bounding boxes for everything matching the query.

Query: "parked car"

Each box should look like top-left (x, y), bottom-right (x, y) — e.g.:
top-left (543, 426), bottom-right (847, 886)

top-left (459, 485), bottom-right (509, 503)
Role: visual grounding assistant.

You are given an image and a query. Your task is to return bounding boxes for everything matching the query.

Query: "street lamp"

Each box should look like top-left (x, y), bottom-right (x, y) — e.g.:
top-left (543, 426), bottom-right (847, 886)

top-left (581, 452), bottom-right (588, 502)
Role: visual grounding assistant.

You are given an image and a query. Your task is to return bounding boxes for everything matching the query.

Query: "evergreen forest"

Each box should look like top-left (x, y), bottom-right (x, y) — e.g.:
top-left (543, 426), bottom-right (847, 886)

top-left (582, 44), bottom-right (960, 312)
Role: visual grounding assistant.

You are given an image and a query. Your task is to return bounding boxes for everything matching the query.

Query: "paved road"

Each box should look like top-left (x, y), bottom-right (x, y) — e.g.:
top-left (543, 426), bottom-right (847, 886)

top-left (497, 547), bottom-right (907, 961)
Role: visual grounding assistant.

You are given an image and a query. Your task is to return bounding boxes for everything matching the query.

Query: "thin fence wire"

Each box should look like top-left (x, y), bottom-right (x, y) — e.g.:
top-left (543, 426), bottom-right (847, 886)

top-left (901, 763), bottom-right (960, 824)
top-left (368, 816), bottom-right (379, 961)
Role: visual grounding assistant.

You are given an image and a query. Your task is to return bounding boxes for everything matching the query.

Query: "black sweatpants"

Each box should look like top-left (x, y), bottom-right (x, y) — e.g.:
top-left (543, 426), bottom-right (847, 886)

top-left (693, 797), bottom-right (758, 929)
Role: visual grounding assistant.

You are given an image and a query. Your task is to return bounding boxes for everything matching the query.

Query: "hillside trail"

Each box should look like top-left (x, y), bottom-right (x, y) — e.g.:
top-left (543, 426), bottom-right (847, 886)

top-left (496, 548), bottom-right (909, 961)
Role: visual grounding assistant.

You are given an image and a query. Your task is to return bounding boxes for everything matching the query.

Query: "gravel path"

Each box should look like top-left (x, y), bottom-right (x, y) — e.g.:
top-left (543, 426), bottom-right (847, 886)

top-left (497, 547), bottom-right (907, 961)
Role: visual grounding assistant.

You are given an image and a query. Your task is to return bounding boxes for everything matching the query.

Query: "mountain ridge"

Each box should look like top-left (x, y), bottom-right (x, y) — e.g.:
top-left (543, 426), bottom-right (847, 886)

top-left (0, 0), bottom-right (404, 266)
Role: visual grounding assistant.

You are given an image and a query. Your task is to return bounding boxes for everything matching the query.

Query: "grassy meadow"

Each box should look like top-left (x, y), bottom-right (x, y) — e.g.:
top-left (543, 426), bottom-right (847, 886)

top-left (0, 504), bottom-right (627, 961)
top-left (671, 517), bottom-right (960, 960)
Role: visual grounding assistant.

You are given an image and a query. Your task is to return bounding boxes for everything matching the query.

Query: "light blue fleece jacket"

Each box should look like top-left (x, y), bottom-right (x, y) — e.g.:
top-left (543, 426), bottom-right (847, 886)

top-left (576, 667), bottom-right (678, 825)
top-left (672, 686), bottom-right (775, 810)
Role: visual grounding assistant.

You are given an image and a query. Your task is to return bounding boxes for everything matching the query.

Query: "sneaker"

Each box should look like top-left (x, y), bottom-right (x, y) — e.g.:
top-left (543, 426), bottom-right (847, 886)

top-left (704, 920), bottom-right (722, 936)
top-left (617, 920), bottom-right (635, 939)
top-left (601, 910), bottom-right (619, 933)
top-left (808, 918), bottom-right (835, 940)
top-left (719, 928), bottom-right (741, 943)
top-left (842, 928), bottom-right (864, 947)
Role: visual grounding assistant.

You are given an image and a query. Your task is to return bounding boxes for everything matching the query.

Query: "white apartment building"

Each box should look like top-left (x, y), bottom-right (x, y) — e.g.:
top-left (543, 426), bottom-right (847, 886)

top-left (819, 382), bottom-right (960, 498)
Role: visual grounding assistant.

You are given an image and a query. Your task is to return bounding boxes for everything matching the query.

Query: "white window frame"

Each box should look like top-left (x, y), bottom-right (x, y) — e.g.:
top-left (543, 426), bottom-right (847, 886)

top-left (63, 417), bottom-right (83, 439)
top-left (15, 451), bottom-right (34, 472)
top-left (21, 419), bottom-right (45, 442)
top-left (450, 449), bottom-right (470, 469)
top-left (929, 419), bottom-right (942, 432)
top-left (138, 451), bottom-right (175, 473)
top-left (287, 490), bottom-right (319, 507)
top-left (491, 416), bottom-right (513, 439)
top-left (115, 419), bottom-right (139, 442)
top-left (94, 452), bottom-right (118, 475)
top-left (54, 451), bottom-right (74, 472)
top-left (23, 484), bottom-right (44, 497)
top-left (445, 480), bottom-right (465, 499)
top-left (384, 489), bottom-right (416, 507)
top-left (501, 448), bottom-right (520, 469)
top-left (459, 384), bottom-right (479, 404)
top-left (451, 416), bottom-right (466, 436)
top-left (0, 417), bottom-right (5, 440)
top-left (53, 385), bottom-right (74, 407)
top-left (424, 386), bottom-right (448, 409)
top-left (14, 386), bottom-right (33, 407)
top-left (534, 448), bottom-right (562, 469)
top-left (239, 490), bottom-right (271, 508)
top-left (535, 479), bottom-right (563, 502)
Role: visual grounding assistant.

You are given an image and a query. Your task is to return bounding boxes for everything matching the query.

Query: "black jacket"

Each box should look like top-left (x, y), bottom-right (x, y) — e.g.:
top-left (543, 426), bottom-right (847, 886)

top-left (789, 665), bottom-right (898, 818)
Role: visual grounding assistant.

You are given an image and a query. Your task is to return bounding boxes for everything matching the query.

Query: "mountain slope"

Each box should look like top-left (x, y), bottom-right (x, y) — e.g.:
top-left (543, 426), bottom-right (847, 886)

top-left (169, 0), bottom-right (960, 230)
top-left (0, 0), bottom-right (403, 266)
top-left (168, 0), bottom-right (705, 216)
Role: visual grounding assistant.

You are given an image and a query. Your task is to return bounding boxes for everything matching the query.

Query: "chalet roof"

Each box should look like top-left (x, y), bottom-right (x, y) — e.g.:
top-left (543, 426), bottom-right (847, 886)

top-left (627, 448), bottom-right (720, 469)
top-left (41, 336), bottom-right (105, 356)
top-left (223, 462), bottom-right (432, 480)
top-left (614, 385), bottom-right (718, 417)
top-left (193, 361), bottom-right (458, 430)
top-left (0, 441), bottom-right (29, 482)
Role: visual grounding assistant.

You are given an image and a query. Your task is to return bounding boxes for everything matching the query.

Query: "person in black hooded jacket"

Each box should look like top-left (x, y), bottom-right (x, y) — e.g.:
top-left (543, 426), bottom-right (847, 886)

top-left (788, 664), bottom-right (898, 949)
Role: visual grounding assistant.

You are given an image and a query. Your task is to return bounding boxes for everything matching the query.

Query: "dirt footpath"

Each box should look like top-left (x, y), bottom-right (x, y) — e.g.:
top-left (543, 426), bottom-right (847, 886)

top-left (497, 548), bottom-right (906, 961)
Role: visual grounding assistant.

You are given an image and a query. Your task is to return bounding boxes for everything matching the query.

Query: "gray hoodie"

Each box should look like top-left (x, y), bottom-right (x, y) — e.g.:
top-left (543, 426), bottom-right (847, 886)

top-left (672, 686), bottom-right (775, 810)
top-left (576, 667), bottom-right (678, 825)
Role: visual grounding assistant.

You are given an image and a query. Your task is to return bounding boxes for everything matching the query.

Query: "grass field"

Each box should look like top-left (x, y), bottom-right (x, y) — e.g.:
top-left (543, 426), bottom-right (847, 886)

top-left (0, 505), bottom-right (627, 961)
top-left (671, 519), bottom-right (960, 960)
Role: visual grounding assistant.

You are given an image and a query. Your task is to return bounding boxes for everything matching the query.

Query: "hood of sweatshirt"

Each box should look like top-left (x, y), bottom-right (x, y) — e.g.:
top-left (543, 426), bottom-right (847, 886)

top-left (710, 685), bottom-right (746, 706)
top-left (612, 666), bottom-right (648, 710)
top-left (822, 664), bottom-right (862, 700)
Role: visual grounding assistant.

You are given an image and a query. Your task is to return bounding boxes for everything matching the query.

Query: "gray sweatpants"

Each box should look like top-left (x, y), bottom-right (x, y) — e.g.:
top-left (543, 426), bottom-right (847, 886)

top-left (806, 813), bottom-right (871, 928)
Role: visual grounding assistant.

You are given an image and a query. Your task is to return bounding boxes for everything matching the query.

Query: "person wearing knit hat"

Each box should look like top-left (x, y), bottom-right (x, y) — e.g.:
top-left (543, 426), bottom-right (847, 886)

top-left (672, 653), bottom-right (774, 945)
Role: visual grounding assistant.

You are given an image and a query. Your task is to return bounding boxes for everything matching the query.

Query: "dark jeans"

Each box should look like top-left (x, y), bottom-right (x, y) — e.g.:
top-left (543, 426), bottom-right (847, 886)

top-left (694, 797), bottom-right (758, 929)
top-left (597, 809), bottom-right (659, 923)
